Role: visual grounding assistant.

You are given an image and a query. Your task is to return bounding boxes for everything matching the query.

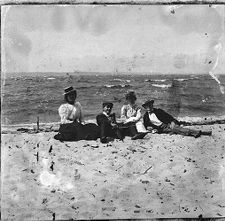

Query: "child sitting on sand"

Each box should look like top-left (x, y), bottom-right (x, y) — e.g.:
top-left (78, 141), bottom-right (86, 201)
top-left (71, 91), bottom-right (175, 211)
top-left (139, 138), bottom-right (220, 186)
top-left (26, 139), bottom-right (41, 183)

top-left (142, 99), bottom-right (212, 138)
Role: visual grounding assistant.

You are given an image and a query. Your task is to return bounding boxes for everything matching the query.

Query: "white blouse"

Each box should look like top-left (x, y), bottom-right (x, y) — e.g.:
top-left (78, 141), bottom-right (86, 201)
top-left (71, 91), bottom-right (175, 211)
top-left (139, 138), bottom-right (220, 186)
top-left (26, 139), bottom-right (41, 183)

top-left (121, 104), bottom-right (142, 123)
top-left (121, 104), bottom-right (148, 133)
top-left (58, 102), bottom-right (84, 124)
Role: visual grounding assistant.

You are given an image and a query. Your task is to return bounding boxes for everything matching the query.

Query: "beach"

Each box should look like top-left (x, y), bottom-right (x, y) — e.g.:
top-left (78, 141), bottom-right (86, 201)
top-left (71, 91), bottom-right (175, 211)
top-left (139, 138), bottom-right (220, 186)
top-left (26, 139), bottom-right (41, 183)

top-left (2, 4), bottom-right (225, 220)
top-left (1, 121), bottom-right (225, 220)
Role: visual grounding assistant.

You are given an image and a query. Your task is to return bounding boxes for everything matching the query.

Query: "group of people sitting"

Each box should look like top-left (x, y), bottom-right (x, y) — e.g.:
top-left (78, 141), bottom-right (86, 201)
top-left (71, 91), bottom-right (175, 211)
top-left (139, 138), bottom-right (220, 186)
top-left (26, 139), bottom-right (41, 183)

top-left (54, 86), bottom-right (212, 143)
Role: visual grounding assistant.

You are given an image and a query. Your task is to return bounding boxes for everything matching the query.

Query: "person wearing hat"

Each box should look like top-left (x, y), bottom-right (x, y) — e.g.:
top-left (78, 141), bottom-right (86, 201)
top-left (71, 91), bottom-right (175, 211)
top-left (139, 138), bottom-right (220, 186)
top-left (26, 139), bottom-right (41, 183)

top-left (54, 86), bottom-right (100, 141)
top-left (58, 86), bottom-right (84, 124)
top-left (142, 99), bottom-right (212, 138)
top-left (120, 91), bottom-right (148, 140)
top-left (96, 102), bottom-right (124, 143)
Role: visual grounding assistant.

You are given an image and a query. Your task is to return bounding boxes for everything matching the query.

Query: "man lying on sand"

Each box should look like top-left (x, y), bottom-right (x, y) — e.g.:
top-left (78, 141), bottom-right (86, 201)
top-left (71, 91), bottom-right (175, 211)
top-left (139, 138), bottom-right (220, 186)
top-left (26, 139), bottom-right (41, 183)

top-left (142, 99), bottom-right (212, 138)
top-left (96, 102), bottom-right (124, 143)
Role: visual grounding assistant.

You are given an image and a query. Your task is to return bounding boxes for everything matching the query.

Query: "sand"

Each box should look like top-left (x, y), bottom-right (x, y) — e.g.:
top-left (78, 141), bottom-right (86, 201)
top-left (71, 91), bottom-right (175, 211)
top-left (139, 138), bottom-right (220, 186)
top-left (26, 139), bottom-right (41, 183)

top-left (1, 123), bottom-right (225, 220)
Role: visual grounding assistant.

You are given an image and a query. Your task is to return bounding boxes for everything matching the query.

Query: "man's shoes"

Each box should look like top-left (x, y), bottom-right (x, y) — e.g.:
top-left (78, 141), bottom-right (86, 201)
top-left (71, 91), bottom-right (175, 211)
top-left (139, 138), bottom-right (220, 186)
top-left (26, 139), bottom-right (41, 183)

top-left (194, 131), bottom-right (201, 138)
top-left (54, 133), bottom-right (63, 141)
top-left (201, 130), bottom-right (212, 136)
top-left (131, 132), bottom-right (147, 140)
top-left (100, 137), bottom-right (108, 143)
top-left (116, 130), bottom-right (125, 141)
top-left (100, 137), bottom-right (114, 143)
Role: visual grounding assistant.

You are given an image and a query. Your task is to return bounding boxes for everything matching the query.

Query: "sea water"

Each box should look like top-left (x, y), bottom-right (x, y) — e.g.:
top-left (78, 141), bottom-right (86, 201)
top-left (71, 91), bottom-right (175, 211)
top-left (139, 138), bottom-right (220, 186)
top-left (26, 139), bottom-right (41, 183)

top-left (1, 73), bottom-right (225, 125)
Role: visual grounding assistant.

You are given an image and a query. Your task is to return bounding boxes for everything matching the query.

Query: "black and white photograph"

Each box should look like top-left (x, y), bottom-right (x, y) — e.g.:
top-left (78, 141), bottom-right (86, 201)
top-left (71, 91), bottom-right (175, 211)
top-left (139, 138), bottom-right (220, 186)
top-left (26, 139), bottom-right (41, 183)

top-left (1, 2), bottom-right (225, 220)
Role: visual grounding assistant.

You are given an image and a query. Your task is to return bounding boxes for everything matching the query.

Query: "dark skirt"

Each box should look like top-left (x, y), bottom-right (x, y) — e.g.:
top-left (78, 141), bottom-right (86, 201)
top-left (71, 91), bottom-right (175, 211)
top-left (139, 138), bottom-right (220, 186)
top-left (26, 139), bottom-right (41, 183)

top-left (54, 121), bottom-right (100, 141)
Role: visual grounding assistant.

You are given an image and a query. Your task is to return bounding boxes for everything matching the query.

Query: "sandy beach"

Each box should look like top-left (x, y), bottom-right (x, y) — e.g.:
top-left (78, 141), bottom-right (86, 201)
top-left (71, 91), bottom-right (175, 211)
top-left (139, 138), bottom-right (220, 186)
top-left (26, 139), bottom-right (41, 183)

top-left (1, 121), bottom-right (225, 220)
top-left (2, 3), bottom-right (225, 220)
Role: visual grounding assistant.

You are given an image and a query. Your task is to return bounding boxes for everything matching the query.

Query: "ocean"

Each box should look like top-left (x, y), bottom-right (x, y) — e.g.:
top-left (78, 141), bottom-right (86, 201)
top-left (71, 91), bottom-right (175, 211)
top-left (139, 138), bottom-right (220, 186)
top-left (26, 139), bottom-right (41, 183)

top-left (1, 73), bottom-right (225, 125)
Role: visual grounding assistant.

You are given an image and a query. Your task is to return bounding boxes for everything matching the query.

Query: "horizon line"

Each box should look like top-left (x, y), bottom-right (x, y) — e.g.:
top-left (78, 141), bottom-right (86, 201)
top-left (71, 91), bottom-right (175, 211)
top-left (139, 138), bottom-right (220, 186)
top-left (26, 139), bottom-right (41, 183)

top-left (2, 71), bottom-right (225, 75)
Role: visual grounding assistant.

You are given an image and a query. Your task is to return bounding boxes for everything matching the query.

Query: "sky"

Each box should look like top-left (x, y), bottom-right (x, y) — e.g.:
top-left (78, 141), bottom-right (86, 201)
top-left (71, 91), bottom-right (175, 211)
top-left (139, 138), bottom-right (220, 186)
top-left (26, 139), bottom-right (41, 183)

top-left (1, 4), bottom-right (225, 74)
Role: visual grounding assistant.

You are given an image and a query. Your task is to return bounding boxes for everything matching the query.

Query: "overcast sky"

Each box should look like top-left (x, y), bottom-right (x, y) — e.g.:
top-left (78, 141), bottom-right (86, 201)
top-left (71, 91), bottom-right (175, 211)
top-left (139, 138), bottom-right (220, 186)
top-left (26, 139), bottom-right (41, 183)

top-left (1, 5), bottom-right (225, 74)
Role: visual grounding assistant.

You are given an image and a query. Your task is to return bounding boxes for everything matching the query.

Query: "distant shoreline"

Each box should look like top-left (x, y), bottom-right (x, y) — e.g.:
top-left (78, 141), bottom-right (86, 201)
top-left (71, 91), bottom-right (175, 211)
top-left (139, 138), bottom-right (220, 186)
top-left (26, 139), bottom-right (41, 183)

top-left (2, 72), bottom-right (225, 78)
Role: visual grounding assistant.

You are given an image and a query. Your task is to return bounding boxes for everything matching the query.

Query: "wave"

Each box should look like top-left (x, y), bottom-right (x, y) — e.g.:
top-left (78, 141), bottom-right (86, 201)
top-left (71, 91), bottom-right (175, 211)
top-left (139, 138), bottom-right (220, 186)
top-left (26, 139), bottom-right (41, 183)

top-left (153, 79), bottom-right (167, 82)
top-left (77, 85), bottom-right (96, 90)
top-left (104, 84), bottom-right (131, 89)
top-left (174, 77), bottom-right (198, 82)
top-left (145, 77), bottom-right (199, 83)
top-left (113, 78), bottom-right (123, 82)
top-left (148, 77), bottom-right (197, 83)
top-left (174, 78), bottom-right (187, 82)
top-left (113, 78), bottom-right (131, 83)
top-left (152, 84), bottom-right (171, 88)
top-left (145, 79), bottom-right (167, 83)
top-left (190, 75), bottom-right (199, 79)
top-left (47, 77), bottom-right (56, 80)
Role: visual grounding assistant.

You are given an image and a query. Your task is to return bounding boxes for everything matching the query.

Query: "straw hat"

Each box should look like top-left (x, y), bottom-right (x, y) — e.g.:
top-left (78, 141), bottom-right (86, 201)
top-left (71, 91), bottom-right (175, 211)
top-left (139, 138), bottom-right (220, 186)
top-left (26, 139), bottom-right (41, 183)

top-left (63, 86), bottom-right (77, 95)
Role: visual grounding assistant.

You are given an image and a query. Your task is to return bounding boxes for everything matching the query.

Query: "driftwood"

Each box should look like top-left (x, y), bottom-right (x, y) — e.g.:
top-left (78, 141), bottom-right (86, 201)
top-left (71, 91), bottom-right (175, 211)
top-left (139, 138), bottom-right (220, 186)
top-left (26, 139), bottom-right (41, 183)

top-left (180, 119), bottom-right (225, 126)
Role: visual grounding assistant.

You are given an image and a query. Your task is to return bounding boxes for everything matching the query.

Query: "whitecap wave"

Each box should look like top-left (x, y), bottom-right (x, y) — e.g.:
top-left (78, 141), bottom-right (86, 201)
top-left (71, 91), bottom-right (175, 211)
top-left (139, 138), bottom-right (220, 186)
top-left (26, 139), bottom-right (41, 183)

top-left (104, 84), bottom-right (131, 88)
top-left (174, 77), bottom-right (197, 82)
top-left (145, 79), bottom-right (167, 82)
top-left (114, 78), bottom-right (131, 83)
top-left (153, 79), bottom-right (167, 82)
top-left (175, 78), bottom-right (186, 82)
top-left (152, 84), bottom-right (171, 88)
top-left (113, 78), bottom-right (123, 82)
